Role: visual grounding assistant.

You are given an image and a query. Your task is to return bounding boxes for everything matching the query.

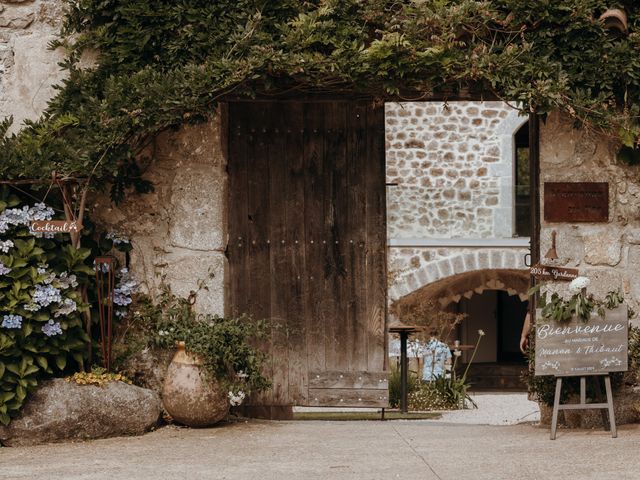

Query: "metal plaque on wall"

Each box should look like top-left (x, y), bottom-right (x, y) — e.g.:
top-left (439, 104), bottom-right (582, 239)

top-left (543, 182), bottom-right (609, 222)
top-left (534, 306), bottom-right (628, 377)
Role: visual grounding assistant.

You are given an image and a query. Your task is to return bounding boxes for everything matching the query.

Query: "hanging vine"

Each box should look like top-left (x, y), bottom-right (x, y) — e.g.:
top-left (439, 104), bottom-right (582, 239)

top-left (1, 0), bottom-right (640, 200)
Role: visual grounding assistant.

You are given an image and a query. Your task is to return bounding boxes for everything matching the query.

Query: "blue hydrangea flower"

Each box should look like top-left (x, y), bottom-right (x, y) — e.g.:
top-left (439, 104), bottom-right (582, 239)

top-left (0, 262), bottom-right (11, 276)
top-left (42, 320), bottom-right (63, 337)
top-left (113, 268), bottom-right (137, 307)
top-left (2, 314), bottom-right (22, 329)
top-left (32, 284), bottom-right (62, 307)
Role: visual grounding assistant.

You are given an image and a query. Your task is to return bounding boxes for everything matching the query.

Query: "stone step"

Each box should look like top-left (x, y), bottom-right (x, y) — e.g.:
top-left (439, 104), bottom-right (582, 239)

top-left (461, 363), bottom-right (528, 391)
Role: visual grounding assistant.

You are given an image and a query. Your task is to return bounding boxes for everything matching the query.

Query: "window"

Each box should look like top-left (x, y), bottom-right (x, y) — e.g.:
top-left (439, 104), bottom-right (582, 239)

top-left (514, 121), bottom-right (530, 237)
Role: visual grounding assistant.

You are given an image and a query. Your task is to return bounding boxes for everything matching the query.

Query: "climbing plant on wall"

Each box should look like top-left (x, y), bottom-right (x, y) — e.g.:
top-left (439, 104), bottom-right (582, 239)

top-left (1, 0), bottom-right (640, 200)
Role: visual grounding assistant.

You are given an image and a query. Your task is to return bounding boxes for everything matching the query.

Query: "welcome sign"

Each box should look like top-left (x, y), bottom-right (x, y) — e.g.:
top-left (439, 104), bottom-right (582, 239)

top-left (534, 306), bottom-right (628, 376)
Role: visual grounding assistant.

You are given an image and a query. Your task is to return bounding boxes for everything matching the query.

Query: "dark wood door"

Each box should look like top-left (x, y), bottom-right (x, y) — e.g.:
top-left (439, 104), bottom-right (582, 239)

top-left (227, 101), bottom-right (388, 407)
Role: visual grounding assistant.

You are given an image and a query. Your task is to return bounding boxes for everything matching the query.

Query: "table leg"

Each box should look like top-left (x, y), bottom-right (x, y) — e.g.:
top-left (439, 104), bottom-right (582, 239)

top-left (400, 332), bottom-right (408, 414)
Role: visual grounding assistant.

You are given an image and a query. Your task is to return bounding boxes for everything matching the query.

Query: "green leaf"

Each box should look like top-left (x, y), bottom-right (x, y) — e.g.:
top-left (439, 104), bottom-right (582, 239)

top-left (55, 355), bottom-right (67, 371)
top-left (35, 356), bottom-right (48, 370)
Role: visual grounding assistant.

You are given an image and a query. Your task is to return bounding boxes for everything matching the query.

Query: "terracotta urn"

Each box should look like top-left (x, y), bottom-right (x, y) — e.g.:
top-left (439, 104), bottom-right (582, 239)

top-left (162, 341), bottom-right (229, 427)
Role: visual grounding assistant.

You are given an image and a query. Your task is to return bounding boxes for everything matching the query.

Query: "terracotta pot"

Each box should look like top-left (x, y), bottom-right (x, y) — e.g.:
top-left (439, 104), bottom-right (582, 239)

top-left (162, 341), bottom-right (229, 427)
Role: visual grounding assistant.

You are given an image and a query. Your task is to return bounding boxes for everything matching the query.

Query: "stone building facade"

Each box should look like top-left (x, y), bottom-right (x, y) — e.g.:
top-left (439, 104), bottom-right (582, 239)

top-left (385, 101), bottom-right (530, 306)
top-left (2, 2), bottom-right (638, 326)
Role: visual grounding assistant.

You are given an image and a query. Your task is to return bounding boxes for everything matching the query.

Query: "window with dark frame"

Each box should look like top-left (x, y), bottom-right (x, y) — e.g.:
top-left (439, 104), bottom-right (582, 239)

top-left (514, 121), bottom-right (530, 238)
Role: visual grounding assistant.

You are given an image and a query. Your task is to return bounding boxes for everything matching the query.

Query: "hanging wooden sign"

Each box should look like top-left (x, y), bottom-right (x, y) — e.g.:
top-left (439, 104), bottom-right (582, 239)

top-left (534, 306), bottom-right (628, 377)
top-left (529, 264), bottom-right (579, 282)
top-left (544, 182), bottom-right (609, 223)
top-left (30, 220), bottom-right (83, 234)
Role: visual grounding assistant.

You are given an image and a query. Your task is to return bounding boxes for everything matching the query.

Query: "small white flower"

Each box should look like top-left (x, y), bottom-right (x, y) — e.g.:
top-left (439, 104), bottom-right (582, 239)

top-left (0, 240), bottom-right (14, 253)
top-left (569, 276), bottom-right (590, 294)
top-left (228, 390), bottom-right (246, 406)
top-left (453, 349), bottom-right (462, 357)
top-left (478, 329), bottom-right (485, 336)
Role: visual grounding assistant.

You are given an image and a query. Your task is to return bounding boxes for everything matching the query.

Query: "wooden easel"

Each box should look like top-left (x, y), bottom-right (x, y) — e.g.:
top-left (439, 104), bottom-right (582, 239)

top-left (550, 374), bottom-right (617, 440)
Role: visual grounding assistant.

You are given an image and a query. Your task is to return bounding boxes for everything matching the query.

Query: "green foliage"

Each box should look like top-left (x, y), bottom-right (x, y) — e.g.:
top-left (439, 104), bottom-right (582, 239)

top-left (538, 288), bottom-right (626, 324)
top-left (122, 287), bottom-right (272, 394)
top-left (388, 365), bottom-right (420, 408)
top-left (409, 375), bottom-right (476, 411)
top-left (0, 190), bottom-right (91, 425)
top-left (3, 1), bottom-right (640, 197)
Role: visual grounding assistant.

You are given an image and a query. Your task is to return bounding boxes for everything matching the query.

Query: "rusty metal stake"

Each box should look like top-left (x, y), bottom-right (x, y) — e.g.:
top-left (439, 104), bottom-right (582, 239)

top-left (95, 256), bottom-right (116, 371)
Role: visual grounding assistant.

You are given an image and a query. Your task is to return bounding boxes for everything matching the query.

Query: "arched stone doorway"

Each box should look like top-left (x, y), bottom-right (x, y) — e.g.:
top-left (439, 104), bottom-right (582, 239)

top-left (392, 269), bottom-right (530, 390)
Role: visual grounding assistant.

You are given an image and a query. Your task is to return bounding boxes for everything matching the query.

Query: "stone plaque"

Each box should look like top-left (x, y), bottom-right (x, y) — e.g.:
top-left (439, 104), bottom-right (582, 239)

top-left (535, 306), bottom-right (628, 376)
top-left (30, 220), bottom-right (83, 234)
top-left (544, 182), bottom-right (608, 222)
top-left (530, 264), bottom-right (579, 282)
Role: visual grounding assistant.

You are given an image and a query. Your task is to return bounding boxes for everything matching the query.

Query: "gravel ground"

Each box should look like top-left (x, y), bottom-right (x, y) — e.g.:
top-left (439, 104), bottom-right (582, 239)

top-left (427, 392), bottom-right (540, 425)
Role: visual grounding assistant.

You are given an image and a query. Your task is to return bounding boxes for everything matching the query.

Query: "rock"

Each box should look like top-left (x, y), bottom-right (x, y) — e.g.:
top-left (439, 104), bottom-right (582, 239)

top-left (0, 11), bottom-right (33, 28)
top-left (0, 378), bottom-right (162, 446)
top-left (120, 348), bottom-right (173, 395)
top-left (583, 229), bottom-right (622, 266)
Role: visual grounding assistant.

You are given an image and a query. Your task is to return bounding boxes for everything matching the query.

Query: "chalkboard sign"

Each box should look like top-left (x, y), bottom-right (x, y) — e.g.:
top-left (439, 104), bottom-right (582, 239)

top-left (534, 306), bottom-right (628, 376)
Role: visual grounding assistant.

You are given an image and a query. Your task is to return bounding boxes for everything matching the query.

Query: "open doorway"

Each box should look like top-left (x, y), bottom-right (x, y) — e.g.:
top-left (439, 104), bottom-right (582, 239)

top-left (457, 290), bottom-right (528, 390)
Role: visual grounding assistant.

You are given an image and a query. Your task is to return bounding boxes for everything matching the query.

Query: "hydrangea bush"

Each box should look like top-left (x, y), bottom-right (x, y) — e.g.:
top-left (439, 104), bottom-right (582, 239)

top-left (0, 189), bottom-right (94, 424)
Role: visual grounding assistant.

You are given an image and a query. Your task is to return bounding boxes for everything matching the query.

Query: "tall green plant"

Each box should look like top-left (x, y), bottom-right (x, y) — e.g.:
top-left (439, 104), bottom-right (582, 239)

top-left (0, 189), bottom-right (93, 424)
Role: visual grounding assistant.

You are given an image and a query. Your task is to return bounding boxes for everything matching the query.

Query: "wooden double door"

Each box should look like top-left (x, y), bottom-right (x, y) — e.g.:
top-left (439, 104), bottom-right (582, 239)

top-left (227, 100), bottom-right (388, 408)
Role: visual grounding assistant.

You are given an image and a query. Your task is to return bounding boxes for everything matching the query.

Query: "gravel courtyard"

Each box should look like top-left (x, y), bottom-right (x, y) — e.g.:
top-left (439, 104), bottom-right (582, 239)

top-left (2, 419), bottom-right (639, 480)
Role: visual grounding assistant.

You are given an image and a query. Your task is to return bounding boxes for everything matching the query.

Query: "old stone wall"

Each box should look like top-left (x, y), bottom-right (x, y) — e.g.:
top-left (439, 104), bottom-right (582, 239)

top-left (540, 112), bottom-right (640, 318)
top-left (91, 119), bottom-right (228, 315)
top-left (0, 0), bottom-right (66, 130)
top-left (386, 101), bottom-right (529, 304)
top-left (386, 101), bottom-right (527, 240)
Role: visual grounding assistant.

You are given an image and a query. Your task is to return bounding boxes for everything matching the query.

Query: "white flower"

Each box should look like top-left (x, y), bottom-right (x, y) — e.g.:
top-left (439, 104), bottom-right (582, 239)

top-left (569, 276), bottom-right (590, 294)
top-left (0, 240), bottom-right (14, 253)
top-left (228, 390), bottom-right (246, 406)
top-left (478, 329), bottom-right (485, 336)
top-left (453, 349), bottom-right (462, 357)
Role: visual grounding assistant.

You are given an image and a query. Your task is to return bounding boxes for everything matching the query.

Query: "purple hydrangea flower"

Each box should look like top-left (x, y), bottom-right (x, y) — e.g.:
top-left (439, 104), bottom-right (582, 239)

top-left (0, 262), bottom-right (11, 276)
top-left (42, 320), bottom-right (63, 337)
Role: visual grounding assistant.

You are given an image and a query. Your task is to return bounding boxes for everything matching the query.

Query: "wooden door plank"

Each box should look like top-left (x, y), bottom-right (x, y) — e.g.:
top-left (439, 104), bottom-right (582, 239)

top-left (268, 102), bottom-right (290, 406)
top-left (303, 103), bottom-right (327, 375)
top-left (347, 102), bottom-right (369, 372)
top-left (309, 371), bottom-right (388, 389)
top-left (283, 102), bottom-right (308, 405)
top-left (323, 101), bottom-right (349, 372)
top-left (365, 103), bottom-right (387, 372)
top-left (307, 388), bottom-right (389, 408)
top-left (246, 105), bottom-right (274, 405)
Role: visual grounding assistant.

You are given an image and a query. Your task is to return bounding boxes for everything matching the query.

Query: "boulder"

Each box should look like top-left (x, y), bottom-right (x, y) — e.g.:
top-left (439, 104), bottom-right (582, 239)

top-left (0, 378), bottom-right (162, 446)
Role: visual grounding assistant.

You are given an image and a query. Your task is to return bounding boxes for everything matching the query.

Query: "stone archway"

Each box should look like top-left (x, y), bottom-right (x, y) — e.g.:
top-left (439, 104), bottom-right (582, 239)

top-left (392, 268), bottom-right (530, 312)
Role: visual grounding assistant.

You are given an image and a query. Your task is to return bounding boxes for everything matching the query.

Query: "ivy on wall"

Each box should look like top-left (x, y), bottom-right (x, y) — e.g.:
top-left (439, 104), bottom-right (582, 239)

top-left (1, 0), bottom-right (640, 200)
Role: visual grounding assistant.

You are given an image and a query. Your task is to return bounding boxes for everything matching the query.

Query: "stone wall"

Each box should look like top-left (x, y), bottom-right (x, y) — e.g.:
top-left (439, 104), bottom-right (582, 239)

top-left (386, 101), bottom-right (529, 304)
top-left (0, 0), bottom-right (66, 130)
top-left (91, 119), bottom-right (228, 315)
top-left (540, 112), bottom-right (640, 318)
top-left (386, 101), bottom-right (528, 239)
